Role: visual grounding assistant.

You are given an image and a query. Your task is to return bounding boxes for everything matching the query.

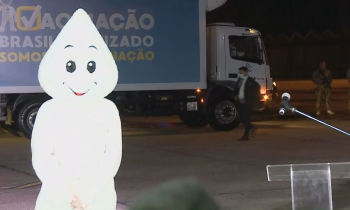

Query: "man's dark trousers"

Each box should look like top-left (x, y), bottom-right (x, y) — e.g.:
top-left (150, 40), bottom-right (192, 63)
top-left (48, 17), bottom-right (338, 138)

top-left (238, 102), bottom-right (253, 137)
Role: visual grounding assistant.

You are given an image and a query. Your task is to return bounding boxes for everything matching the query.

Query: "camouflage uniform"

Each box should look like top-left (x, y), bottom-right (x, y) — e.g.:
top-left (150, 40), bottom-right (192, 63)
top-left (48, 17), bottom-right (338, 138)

top-left (311, 68), bottom-right (334, 115)
top-left (347, 69), bottom-right (350, 113)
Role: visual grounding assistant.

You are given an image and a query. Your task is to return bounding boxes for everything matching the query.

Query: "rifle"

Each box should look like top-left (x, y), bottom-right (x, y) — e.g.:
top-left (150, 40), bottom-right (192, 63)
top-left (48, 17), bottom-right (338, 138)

top-left (319, 69), bottom-right (331, 89)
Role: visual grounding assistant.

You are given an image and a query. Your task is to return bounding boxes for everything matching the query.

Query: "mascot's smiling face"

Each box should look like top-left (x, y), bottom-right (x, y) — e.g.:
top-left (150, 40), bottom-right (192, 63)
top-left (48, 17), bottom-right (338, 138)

top-left (38, 9), bottom-right (118, 102)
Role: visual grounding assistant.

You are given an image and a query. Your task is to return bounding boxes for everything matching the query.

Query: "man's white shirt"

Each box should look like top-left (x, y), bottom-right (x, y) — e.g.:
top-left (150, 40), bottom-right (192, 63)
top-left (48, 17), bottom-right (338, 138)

top-left (238, 76), bottom-right (248, 100)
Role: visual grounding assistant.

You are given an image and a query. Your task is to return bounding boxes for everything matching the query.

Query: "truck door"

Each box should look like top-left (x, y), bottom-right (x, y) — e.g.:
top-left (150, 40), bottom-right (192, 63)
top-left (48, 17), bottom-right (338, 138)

top-left (224, 34), bottom-right (267, 94)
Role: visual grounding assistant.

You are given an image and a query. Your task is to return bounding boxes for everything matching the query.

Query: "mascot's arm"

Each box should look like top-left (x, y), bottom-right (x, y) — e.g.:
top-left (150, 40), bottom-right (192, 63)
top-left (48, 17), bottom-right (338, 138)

top-left (78, 100), bottom-right (122, 202)
top-left (31, 101), bottom-right (74, 198)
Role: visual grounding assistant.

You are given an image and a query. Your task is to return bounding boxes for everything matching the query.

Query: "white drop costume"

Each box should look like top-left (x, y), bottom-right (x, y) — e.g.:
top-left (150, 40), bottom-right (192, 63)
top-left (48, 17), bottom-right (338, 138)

top-left (0, 0), bottom-right (17, 32)
top-left (31, 8), bottom-right (122, 210)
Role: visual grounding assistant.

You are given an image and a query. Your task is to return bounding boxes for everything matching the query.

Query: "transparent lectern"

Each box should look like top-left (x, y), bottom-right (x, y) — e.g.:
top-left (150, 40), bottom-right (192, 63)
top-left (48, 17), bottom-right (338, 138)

top-left (267, 162), bottom-right (350, 210)
top-left (274, 93), bottom-right (350, 210)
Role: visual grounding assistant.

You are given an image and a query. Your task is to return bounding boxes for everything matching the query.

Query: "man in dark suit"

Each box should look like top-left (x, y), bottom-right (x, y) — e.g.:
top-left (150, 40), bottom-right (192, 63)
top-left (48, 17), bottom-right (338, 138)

top-left (233, 66), bottom-right (259, 141)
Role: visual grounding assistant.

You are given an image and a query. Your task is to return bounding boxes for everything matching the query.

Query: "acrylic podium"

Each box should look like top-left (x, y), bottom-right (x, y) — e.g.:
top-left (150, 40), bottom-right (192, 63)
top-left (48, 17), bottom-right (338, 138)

top-left (267, 162), bottom-right (350, 210)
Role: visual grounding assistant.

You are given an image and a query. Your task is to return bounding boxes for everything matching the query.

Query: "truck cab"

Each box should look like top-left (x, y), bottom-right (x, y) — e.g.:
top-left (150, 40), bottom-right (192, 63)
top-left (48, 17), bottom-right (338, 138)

top-left (207, 23), bottom-right (273, 107)
top-left (179, 23), bottom-right (273, 131)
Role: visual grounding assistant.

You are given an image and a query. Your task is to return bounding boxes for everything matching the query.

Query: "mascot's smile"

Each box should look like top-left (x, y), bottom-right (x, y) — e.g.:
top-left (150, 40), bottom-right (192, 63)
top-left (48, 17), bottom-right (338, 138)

top-left (69, 86), bottom-right (90, 96)
top-left (63, 82), bottom-right (97, 96)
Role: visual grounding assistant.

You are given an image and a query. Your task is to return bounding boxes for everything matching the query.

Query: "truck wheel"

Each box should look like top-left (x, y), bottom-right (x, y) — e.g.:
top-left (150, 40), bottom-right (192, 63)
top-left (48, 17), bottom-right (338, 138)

top-left (208, 97), bottom-right (240, 131)
top-left (179, 112), bottom-right (207, 128)
top-left (16, 101), bottom-right (41, 139)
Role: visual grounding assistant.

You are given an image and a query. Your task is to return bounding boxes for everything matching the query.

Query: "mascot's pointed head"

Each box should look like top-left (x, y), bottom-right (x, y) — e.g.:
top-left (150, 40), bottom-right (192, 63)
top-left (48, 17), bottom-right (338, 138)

top-left (38, 8), bottom-right (118, 101)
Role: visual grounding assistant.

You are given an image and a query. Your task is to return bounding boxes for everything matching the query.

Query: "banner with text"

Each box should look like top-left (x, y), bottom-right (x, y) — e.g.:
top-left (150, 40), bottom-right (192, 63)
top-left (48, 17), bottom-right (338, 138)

top-left (0, 0), bottom-right (201, 86)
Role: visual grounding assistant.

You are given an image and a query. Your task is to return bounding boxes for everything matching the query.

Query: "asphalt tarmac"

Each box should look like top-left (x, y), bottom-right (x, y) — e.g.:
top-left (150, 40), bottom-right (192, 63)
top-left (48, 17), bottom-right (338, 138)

top-left (1, 79), bottom-right (350, 210)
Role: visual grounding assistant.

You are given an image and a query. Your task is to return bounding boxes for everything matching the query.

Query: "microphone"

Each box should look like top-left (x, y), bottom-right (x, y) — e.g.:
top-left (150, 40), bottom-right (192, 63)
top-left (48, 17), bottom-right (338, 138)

top-left (279, 92), bottom-right (291, 115)
top-left (281, 92), bottom-right (291, 107)
top-left (281, 92), bottom-right (291, 102)
top-left (279, 106), bottom-right (286, 115)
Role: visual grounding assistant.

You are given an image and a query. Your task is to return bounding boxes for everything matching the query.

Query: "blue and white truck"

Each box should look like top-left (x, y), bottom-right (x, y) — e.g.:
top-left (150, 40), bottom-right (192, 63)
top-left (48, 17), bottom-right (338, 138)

top-left (0, 0), bottom-right (275, 139)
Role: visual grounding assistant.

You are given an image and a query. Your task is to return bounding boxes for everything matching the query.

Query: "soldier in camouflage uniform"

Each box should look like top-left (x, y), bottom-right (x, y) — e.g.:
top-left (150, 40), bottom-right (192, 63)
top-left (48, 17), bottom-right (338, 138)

top-left (311, 61), bottom-right (334, 115)
top-left (347, 69), bottom-right (350, 113)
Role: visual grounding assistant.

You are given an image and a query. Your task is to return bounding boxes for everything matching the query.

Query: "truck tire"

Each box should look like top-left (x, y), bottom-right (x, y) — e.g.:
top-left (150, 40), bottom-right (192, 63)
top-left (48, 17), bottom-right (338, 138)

top-left (179, 112), bottom-right (207, 128)
top-left (208, 97), bottom-right (240, 131)
top-left (16, 101), bottom-right (42, 139)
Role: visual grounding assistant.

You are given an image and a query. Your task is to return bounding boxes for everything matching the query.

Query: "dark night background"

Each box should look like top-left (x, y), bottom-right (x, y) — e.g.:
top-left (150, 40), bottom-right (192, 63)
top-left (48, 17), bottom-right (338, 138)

top-left (206, 0), bottom-right (350, 78)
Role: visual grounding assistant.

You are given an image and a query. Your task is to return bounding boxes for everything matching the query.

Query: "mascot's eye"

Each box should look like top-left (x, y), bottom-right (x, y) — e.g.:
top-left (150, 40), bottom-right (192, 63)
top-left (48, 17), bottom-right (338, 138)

top-left (87, 61), bottom-right (96, 73)
top-left (66, 61), bottom-right (76, 73)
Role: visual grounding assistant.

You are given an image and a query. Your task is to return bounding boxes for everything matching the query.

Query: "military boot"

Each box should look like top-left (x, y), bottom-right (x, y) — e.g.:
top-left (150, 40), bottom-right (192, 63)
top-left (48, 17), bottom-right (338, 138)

top-left (327, 110), bottom-right (334, 115)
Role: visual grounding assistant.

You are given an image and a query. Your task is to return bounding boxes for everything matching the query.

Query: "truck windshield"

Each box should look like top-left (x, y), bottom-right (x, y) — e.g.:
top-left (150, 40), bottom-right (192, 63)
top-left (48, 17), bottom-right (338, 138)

top-left (228, 35), bottom-right (264, 64)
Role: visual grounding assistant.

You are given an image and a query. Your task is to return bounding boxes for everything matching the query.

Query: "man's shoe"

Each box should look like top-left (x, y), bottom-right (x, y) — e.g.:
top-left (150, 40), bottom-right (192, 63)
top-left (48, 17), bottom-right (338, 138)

top-left (316, 111), bottom-right (320, 116)
top-left (327, 110), bottom-right (334, 115)
top-left (239, 136), bottom-right (249, 141)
